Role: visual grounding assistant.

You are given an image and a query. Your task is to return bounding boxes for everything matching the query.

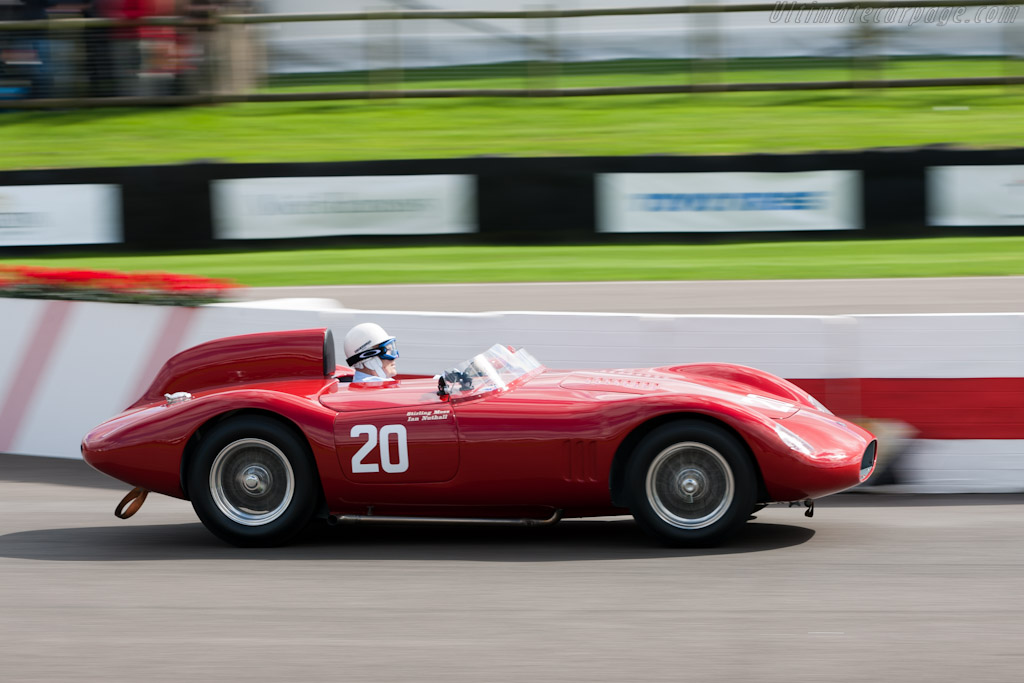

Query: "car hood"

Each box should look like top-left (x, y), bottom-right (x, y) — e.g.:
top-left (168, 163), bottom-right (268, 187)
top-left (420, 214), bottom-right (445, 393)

top-left (556, 369), bottom-right (801, 418)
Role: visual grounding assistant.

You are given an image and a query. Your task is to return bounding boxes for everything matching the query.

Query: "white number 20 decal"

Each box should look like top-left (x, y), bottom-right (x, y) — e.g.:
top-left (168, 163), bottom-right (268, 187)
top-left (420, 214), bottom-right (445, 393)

top-left (350, 424), bottom-right (409, 474)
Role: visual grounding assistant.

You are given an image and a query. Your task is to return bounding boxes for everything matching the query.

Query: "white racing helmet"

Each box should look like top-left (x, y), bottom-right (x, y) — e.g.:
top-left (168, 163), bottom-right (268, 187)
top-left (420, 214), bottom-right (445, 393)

top-left (343, 323), bottom-right (398, 378)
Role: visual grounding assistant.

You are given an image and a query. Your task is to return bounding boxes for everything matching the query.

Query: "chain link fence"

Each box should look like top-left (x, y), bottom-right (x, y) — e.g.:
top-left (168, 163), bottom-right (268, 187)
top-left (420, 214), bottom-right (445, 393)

top-left (0, 1), bottom-right (1022, 107)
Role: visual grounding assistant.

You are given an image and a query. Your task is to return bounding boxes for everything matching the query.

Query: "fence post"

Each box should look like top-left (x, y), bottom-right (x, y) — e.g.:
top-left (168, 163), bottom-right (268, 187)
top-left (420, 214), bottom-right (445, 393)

top-left (1002, 10), bottom-right (1022, 90)
top-left (387, 13), bottom-right (403, 93)
top-left (851, 15), bottom-right (883, 89)
top-left (691, 0), bottom-right (722, 87)
top-left (365, 7), bottom-right (403, 95)
top-left (526, 4), bottom-right (558, 94)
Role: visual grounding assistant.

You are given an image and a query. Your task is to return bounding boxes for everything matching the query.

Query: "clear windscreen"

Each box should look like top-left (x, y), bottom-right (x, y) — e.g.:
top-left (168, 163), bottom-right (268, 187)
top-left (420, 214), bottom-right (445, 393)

top-left (442, 344), bottom-right (542, 397)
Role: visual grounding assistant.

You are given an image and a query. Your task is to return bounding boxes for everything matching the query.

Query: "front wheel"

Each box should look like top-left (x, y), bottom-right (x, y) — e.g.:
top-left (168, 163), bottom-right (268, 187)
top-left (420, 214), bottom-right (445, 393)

top-left (188, 416), bottom-right (318, 547)
top-left (626, 421), bottom-right (757, 547)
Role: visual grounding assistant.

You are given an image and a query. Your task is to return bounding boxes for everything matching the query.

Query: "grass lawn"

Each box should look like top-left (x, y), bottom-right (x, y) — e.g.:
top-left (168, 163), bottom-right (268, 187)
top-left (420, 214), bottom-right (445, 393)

top-left (1, 59), bottom-right (1023, 170)
top-left (265, 57), bottom-right (1022, 90)
top-left (4, 237), bottom-right (1024, 287)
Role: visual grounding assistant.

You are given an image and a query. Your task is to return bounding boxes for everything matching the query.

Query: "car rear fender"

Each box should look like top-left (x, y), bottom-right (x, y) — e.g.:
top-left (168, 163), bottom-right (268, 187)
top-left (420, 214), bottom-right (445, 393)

top-left (178, 407), bottom-right (327, 510)
top-left (84, 386), bottom-right (338, 499)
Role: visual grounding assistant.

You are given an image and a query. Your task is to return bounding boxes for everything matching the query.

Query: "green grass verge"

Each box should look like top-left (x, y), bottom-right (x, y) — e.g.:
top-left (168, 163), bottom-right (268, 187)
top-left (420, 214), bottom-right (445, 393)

top-left (2, 58), bottom-right (1024, 170)
top-left (265, 57), bottom-right (1021, 90)
top-left (4, 237), bottom-right (1024, 287)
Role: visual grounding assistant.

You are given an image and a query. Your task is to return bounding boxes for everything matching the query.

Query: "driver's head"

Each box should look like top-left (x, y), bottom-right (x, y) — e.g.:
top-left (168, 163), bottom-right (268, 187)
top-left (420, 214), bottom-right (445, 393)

top-left (343, 323), bottom-right (398, 379)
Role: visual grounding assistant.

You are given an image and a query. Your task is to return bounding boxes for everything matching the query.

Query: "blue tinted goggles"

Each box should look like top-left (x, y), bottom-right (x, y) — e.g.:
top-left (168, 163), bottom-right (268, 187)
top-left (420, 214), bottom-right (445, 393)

top-left (377, 338), bottom-right (399, 361)
top-left (346, 338), bottom-right (399, 366)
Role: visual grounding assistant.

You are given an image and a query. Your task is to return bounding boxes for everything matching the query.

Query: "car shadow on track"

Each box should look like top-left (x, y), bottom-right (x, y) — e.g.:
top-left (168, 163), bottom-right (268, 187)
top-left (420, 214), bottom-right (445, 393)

top-left (0, 518), bottom-right (814, 562)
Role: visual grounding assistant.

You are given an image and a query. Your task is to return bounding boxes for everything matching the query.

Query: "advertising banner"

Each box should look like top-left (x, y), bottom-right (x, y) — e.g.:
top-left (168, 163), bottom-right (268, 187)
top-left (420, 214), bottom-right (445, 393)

top-left (597, 171), bottom-right (862, 233)
top-left (927, 165), bottom-right (1024, 226)
top-left (212, 175), bottom-right (476, 239)
top-left (0, 184), bottom-right (122, 247)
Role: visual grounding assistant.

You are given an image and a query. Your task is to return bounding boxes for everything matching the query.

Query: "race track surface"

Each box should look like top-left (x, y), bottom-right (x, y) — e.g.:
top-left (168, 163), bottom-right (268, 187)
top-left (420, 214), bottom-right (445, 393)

top-left (236, 276), bottom-right (1024, 314)
top-left (3, 454), bottom-right (1023, 683)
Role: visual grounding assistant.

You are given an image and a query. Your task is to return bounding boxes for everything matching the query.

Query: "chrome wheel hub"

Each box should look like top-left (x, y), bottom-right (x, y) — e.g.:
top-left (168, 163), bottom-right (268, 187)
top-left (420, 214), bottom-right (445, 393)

top-left (645, 442), bottom-right (735, 530)
top-left (240, 465), bottom-right (271, 495)
top-left (677, 468), bottom-right (706, 502)
top-left (210, 438), bottom-right (294, 527)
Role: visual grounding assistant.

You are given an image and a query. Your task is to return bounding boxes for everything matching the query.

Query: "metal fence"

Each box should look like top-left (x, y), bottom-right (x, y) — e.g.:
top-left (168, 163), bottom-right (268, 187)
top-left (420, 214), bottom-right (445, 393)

top-left (1, 1), bottom-right (1022, 108)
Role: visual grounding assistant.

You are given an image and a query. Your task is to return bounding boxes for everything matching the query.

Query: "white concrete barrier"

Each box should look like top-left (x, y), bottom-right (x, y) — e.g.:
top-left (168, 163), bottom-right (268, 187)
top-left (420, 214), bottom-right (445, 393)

top-left (2, 297), bottom-right (1020, 493)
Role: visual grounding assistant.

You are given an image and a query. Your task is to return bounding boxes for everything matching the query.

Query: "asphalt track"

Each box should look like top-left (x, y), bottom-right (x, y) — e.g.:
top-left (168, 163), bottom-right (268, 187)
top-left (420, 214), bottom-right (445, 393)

top-left (3, 453), bottom-right (1024, 683)
top-left (236, 276), bottom-right (1024, 314)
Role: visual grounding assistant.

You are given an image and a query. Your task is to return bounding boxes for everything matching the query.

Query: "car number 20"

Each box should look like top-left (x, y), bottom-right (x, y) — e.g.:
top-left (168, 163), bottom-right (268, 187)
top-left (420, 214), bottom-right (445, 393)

top-left (350, 424), bottom-right (409, 474)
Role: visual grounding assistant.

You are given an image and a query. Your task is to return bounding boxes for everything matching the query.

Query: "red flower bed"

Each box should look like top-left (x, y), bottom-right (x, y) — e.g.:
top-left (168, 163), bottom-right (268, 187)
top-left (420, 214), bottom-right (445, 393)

top-left (0, 265), bottom-right (238, 306)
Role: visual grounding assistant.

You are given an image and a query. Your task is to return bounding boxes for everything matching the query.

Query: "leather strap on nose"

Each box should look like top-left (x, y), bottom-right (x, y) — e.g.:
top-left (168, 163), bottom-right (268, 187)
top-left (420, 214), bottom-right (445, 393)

top-left (114, 487), bottom-right (149, 519)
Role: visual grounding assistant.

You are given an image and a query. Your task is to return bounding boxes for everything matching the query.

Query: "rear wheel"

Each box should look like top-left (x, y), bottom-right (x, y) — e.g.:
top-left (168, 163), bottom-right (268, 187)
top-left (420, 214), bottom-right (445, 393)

top-left (188, 416), bottom-right (318, 547)
top-left (627, 421), bottom-right (757, 547)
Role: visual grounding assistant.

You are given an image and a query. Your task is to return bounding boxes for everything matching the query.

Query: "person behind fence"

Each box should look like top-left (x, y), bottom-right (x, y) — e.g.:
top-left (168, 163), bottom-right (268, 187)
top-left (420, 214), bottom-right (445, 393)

top-left (0, 0), bottom-right (53, 99)
top-left (343, 323), bottom-right (399, 383)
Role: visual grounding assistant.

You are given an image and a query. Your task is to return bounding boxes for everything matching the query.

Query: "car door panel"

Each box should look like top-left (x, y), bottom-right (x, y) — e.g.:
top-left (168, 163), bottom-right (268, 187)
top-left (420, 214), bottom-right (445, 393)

top-left (322, 381), bottom-right (460, 497)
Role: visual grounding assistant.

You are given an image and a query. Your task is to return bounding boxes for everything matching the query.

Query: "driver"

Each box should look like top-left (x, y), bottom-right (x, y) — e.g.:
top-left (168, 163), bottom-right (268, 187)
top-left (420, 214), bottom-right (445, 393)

top-left (343, 323), bottom-right (399, 382)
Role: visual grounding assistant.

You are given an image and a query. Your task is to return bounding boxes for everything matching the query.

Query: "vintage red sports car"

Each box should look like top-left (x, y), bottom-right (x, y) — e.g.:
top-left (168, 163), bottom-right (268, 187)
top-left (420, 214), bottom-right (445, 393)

top-left (81, 328), bottom-right (876, 547)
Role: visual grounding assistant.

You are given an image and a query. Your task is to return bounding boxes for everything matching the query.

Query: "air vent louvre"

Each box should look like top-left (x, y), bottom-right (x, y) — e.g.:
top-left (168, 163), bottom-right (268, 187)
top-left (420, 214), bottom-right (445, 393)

top-left (563, 439), bottom-right (599, 482)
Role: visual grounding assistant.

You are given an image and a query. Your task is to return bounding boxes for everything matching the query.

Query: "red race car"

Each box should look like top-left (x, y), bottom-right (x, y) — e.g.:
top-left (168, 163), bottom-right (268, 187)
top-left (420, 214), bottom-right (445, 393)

top-left (82, 328), bottom-right (876, 547)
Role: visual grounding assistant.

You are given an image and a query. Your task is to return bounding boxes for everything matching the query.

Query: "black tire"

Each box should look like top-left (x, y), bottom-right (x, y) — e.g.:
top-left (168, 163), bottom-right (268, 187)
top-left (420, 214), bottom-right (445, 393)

top-left (626, 420), bottom-right (757, 547)
top-left (187, 416), bottom-right (318, 547)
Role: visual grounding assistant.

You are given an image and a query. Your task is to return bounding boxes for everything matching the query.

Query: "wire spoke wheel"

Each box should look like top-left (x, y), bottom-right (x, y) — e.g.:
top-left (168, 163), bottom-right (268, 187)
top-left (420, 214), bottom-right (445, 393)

top-left (628, 421), bottom-right (756, 547)
top-left (209, 438), bottom-right (295, 526)
top-left (645, 442), bottom-right (735, 530)
top-left (189, 417), bottom-right (318, 547)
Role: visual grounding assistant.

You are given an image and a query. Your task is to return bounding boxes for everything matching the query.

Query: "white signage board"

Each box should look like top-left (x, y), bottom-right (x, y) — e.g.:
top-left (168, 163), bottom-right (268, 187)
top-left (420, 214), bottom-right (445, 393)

top-left (0, 184), bottom-right (122, 246)
top-left (598, 171), bottom-right (862, 233)
top-left (212, 175), bottom-right (476, 239)
top-left (928, 165), bottom-right (1024, 226)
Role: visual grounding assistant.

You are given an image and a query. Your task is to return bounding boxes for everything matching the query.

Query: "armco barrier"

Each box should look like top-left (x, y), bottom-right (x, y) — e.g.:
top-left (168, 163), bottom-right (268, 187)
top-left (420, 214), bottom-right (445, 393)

top-left (1, 297), bottom-right (1021, 493)
top-left (4, 147), bottom-right (1024, 250)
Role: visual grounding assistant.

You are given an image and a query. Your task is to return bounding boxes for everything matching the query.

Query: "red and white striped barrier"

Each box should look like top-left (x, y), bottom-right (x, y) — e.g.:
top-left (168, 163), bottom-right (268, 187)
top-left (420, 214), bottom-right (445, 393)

top-left (2, 297), bottom-right (1020, 493)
